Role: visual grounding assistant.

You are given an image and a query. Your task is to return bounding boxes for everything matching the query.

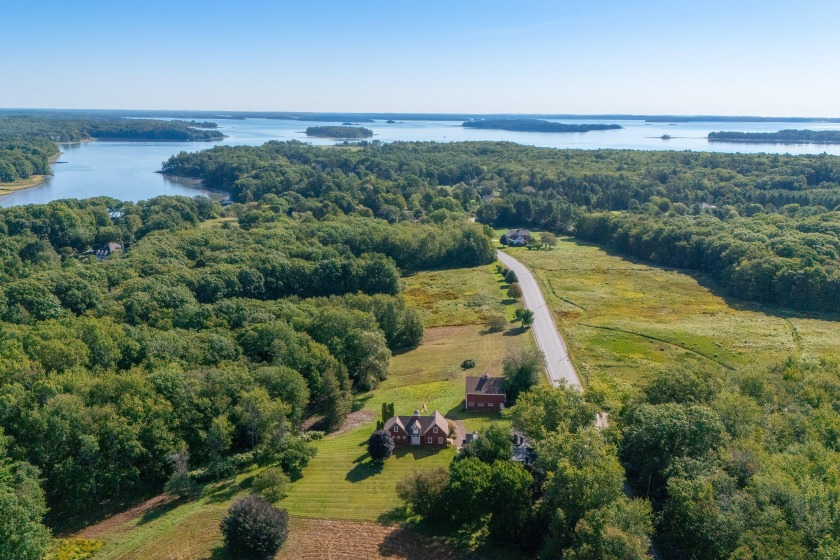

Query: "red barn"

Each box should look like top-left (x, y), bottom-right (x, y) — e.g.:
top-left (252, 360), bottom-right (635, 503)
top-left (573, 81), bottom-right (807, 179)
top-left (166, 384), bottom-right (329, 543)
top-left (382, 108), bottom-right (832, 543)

top-left (383, 410), bottom-right (449, 448)
top-left (465, 373), bottom-right (506, 412)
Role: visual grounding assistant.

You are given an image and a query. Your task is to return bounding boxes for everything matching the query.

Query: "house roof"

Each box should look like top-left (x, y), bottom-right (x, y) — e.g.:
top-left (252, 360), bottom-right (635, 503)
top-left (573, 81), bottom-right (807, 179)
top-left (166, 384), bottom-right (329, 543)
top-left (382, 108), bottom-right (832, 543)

top-left (383, 410), bottom-right (448, 435)
top-left (506, 228), bottom-right (531, 238)
top-left (465, 374), bottom-right (506, 396)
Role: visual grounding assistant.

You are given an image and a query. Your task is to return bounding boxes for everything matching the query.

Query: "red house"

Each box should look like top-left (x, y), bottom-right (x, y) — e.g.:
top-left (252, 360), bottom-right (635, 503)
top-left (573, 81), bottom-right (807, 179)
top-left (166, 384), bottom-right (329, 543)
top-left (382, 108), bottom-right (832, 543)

top-left (383, 410), bottom-right (449, 448)
top-left (465, 373), bottom-right (506, 412)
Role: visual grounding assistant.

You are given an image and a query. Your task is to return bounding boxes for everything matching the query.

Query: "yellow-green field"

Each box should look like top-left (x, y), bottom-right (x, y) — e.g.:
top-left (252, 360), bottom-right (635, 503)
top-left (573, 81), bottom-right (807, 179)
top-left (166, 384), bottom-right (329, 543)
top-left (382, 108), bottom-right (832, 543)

top-left (402, 263), bottom-right (516, 327)
top-left (503, 237), bottom-right (840, 399)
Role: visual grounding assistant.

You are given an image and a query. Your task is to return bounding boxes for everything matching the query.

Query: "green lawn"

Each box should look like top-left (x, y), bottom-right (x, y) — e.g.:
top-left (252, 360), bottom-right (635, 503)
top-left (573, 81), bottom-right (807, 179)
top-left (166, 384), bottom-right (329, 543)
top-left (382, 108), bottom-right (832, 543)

top-left (503, 237), bottom-right (840, 401)
top-left (282, 323), bottom-right (527, 520)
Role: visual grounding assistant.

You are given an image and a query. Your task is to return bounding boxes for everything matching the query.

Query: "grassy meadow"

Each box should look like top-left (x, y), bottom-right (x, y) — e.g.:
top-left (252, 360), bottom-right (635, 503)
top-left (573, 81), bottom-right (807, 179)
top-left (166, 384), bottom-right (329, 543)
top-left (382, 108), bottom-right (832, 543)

top-left (502, 236), bottom-right (840, 401)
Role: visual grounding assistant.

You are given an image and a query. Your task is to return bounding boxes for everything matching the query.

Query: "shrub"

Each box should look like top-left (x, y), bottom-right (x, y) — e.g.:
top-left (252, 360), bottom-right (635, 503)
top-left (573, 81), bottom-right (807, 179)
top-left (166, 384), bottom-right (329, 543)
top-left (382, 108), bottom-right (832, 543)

top-left (220, 495), bottom-right (289, 558)
top-left (504, 270), bottom-right (518, 283)
top-left (46, 539), bottom-right (103, 560)
top-left (488, 314), bottom-right (507, 333)
top-left (368, 429), bottom-right (395, 462)
top-left (462, 358), bottom-right (476, 369)
top-left (507, 282), bottom-right (523, 299)
top-left (252, 467), bottom-right (290, 502)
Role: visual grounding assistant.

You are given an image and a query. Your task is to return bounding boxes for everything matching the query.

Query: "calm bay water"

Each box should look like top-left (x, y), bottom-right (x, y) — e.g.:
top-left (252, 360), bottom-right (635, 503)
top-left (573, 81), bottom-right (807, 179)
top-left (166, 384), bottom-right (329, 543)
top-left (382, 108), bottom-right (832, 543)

top-left (4, 117), bottom-right (840, 207)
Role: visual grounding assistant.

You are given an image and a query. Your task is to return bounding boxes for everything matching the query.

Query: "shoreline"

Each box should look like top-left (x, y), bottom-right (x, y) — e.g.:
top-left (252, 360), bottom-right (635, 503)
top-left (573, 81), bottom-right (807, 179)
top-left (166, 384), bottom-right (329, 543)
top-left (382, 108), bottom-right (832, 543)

top-left (0, 151), bottom-right (61, 196)
top-left (709, 138), bottom-right (840, 145)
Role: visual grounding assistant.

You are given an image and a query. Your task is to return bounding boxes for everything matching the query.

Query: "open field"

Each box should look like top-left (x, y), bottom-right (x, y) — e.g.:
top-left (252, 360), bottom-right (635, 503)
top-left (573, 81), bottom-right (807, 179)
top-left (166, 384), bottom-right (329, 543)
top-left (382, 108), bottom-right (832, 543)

top-left (503, 237), bottom-right (840, 400)
top-left (75, 262), bottom-right (529, 558)
top-left (402, 263), bottom-right (516, 327)
top-left (277, 518), bottom-right (518, 560)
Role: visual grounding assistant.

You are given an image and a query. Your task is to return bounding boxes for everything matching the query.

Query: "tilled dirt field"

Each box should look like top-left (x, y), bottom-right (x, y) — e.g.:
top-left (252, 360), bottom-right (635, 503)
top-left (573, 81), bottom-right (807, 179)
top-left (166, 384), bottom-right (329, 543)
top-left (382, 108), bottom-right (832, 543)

top-left (277, 518), bottom-right (481, 560)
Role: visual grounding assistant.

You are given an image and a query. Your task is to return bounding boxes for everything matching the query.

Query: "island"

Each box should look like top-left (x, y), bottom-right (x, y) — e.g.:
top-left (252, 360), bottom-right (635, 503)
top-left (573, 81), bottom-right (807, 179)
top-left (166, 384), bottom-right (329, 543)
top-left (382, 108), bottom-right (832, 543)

top-left (462, 118), bottom-right (622, 133)
top-left (708, 130), bottom-right (840, 144)
top-left (305, 125), bottom-right (374, 139)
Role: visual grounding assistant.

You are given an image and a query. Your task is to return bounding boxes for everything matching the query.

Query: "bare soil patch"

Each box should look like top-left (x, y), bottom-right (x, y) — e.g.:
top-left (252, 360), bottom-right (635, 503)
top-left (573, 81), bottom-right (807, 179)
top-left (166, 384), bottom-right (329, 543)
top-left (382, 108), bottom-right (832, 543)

top-left (277, 518), bottom-right (480, 560)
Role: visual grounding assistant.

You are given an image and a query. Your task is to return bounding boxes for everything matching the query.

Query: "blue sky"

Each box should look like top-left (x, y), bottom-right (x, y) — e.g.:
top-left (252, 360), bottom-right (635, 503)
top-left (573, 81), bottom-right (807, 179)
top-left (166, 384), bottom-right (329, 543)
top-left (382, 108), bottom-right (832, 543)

top-left (4, 0), bottom-right (840, 115)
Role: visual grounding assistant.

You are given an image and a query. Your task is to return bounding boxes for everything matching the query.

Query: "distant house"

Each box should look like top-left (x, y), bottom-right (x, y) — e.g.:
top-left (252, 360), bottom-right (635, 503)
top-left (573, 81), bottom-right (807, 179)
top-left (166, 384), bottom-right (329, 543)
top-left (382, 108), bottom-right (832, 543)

top-left (465, 373), bottom-right (506, 412)
top-left (511, 431), bottom-right (536, 468)
top-left (383, 410), bottom-right (449, 448)
top-left (95, 242), bottom-right (123, 261)
top-left (504, 229), bottom-right (532, 246)
top-left (700, 202), bottom-right (718, 211)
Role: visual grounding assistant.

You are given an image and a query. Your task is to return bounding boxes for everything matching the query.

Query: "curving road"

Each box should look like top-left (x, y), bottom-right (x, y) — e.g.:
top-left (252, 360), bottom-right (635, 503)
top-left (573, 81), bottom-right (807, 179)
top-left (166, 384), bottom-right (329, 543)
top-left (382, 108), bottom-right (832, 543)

top-left (497, 250), bottom-right (581, 390)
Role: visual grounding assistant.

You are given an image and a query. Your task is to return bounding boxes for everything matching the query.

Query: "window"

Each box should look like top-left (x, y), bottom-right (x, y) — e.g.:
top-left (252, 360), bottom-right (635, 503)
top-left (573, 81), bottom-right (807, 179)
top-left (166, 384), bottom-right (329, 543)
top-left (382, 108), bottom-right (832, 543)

top-left (468, 402), bottom-right (474, 407)
top-left (393, 426), bottom-right (398, 432)
top-left (479, 402), bottom-right (485, 407)
top-left (438, 437), bottom-right (443, 444)
top-left (427, 437), bottom-right (432, 443)
top-left (433, 427), bottom-right (438, 433)
top-left (488, 402), bottom-right (494, 407)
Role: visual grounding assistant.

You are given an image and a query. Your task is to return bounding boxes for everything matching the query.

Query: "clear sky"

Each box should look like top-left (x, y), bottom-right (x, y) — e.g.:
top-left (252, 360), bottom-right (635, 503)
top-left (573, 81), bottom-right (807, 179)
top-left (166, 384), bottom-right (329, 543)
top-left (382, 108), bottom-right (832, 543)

top-left (4, 0), bottom-right (840, 116)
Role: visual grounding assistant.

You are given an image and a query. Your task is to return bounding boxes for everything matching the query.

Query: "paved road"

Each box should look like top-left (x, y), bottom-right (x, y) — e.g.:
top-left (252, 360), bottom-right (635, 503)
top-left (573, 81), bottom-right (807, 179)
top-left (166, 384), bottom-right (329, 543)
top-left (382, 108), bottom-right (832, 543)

top-left (497, 250), bottom-right (581, 389)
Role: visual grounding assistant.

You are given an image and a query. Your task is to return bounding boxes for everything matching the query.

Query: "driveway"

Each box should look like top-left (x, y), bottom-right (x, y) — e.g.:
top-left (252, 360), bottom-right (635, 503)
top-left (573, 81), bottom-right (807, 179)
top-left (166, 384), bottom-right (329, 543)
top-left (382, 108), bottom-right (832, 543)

top-left (497, 250), bottom-right (581, 389)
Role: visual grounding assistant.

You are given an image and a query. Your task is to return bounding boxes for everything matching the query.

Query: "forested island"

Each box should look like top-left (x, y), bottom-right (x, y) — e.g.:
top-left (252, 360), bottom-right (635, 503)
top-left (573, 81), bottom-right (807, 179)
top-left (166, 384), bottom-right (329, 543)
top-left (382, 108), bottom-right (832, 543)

top-left (709, 129), bottom-right (840, 144)
top-left (304, 125), bottom-right (373, 138)
top-left (463, 118), bottom-right (622, 132)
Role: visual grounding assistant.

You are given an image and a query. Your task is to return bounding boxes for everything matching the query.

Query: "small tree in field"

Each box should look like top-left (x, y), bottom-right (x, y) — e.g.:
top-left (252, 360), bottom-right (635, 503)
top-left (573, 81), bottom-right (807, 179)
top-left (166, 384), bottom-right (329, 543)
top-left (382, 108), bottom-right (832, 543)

top-left (221, 495), bottom-right (288, 558)
top-left (540, 232), bottom-right (558, 249)
top-left (368, 429), bottom-right (395, 462)
top-left (507, 282), bottom-right (523, 300)
top-left (514, 308), bottom-right (534, 327)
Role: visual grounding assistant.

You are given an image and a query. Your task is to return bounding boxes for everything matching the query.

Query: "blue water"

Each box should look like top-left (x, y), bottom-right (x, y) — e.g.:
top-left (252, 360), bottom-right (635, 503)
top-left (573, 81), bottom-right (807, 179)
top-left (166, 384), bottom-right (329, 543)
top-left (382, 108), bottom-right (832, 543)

top-left (4, 117), bottom-right (840, 207)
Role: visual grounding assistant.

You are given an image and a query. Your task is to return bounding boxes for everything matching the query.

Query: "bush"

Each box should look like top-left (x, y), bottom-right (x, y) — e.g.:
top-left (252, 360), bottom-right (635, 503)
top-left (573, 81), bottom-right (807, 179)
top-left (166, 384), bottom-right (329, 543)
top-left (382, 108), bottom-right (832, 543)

top-left (504, 270), bottom-right (518, 283)
top-left (368, 429), bottom-right (395, 462)
top-left (252, 467), bottom-right (290, 502)
top-left (46, 538), bottom-right (103, 560)
top-left (507, 282), bottom-right (522, 299)
top-left (220, 495), bottom-right (289, 558)
top-left (462, 358), bottom-right (476, 369)
top-left (487, 314), bottom-right (507, 333)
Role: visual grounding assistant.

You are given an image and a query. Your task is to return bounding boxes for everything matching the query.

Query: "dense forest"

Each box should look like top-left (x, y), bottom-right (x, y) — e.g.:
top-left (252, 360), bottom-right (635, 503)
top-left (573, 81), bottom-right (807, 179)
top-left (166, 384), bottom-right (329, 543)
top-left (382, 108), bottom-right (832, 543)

top-left (0, 139), bottom-right (58, 182)
top-left (305, 126), bottom-right (373, 138)
top-left (709, 129), bottom-right (840, 144)
top-left (162, 140), bottom-right (840, 313)
top-left (0, 193), bottom-right (494, 556)
top-left (463, 119), bottom-right (622, 132)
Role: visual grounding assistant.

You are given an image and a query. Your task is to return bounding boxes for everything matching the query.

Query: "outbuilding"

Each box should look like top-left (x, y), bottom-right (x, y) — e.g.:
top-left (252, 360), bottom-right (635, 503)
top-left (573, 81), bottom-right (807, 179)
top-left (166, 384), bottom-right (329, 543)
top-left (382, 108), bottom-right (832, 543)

top-left (465, 373), bottom-right (506, 412)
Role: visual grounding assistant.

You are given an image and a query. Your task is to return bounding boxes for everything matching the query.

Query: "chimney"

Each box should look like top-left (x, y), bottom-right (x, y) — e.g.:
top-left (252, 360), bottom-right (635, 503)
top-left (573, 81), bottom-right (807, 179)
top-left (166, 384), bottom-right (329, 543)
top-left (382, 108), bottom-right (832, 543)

top-left (413, 409), bottom-right (420, 416)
